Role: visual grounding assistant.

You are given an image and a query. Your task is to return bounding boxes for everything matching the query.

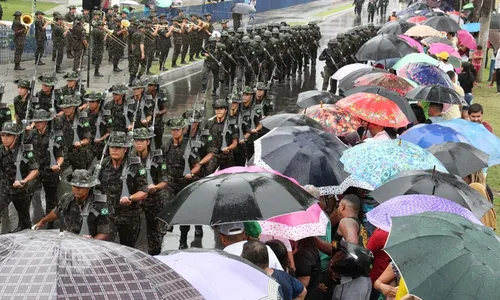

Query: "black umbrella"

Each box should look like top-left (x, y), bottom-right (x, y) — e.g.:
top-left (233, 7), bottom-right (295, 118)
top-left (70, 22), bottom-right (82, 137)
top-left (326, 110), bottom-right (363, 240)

top-left (370, 169), bottom-right (493, 219)
top-left (296, 90), bottom-right (342, 109)
top-left (421, 36), bottom-right (453, 46)
top-left (159, 171), bottom-right (315, 226)
top-left (344, 85), bottom-right (417, 123)
top-left (427, 142), bottom-right (489, 178)
top-left (405, 84), bottom-right (466, 105)
top-left (490, 13), bottom-right (500, 30)
top-left (423, 16), bottom-right (462, 32)
top-left (338, 68), bottom-right (388, 93)
top-left (0, 230), bottom-right (203, 299)
top-left (356, 34), bottom-right (418, 61)
top-left (260, 113), bottom-right (324, 131)
top-left (252, 126), bottom-right (351, 195)
top-left (377, 20), bottom-right (415, 35)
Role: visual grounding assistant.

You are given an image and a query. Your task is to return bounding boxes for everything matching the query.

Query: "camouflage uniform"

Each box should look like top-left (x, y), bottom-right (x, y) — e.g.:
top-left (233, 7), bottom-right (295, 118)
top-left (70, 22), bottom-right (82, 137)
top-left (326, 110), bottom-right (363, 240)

top-left (201, 36), bottom-right (221, 96)
top-left (52, 17), bottom-right (66, 73)
top-left (127, 79), bottom-right (154, 130)
top-left (129, 25), bottom-right (146, 83)
top-left (13, 79), bottom-right (32, 122)
top-left (34, 11), bottom-right (47, 64)
top-left (240, 87), bottom-right (260, 159)
top-left (92, 22), bottom-right (106, 77)
top-left (147, 77), bottom-right (168, 149)
top-left (143, 20), bottom-right (156, 74)
top-left (64, 7), bottom-right (76, 58)
top-left (71, 17), bottom-right (87, 72)
top-left (171, 19), bottom-right (183, 68)
top-left (12, 11), bottom-right (26, 70)
top-left (0, 122), bottom-right (38, 231)
top-left (180, 17), bottom-right (190, 64)
top-left (319, 39), bottom-right (344, 93)
top-left (84, 91), bottom-right (110, 159)
top-left (32, 74), bottom-right (58, 114)
top-left (0, 83), bottom-right (12, 128)
top-left (103, 84), bottom-right (130, 132)
top-left (110, 19), bottom-right (125, 72)
top-left (157, 20), bottom-right (172, 71)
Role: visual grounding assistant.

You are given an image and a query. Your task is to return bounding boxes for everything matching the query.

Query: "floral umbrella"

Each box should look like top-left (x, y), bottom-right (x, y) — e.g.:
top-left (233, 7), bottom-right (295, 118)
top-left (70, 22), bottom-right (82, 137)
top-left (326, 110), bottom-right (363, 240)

top-left (407, 16), bottom-right (428, 24)
top-left (336, 92), bottom-right (410, 128)
top-left (352, 73), bottom-right (414, 96)
top-left (301, 104), bottom-right (362, 136)
top-left (398, 62), bottom-right (454, 88)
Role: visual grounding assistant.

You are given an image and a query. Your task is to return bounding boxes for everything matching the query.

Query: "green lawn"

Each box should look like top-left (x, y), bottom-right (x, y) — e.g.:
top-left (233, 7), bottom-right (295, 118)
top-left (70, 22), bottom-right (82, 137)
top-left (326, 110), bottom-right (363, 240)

top-left (2, 0), bottom-right (59, 19)
top-left (314, 3), bottom-right (353, 18)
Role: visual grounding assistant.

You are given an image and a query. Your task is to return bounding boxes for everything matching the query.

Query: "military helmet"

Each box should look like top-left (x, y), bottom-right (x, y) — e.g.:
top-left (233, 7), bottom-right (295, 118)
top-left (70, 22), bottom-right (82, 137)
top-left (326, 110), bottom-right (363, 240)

top-left (278, 33), bottom-right (285, 39)
top-left (107, 131), bottom-right (132, 147)
top-left (147, 76), bottom-right (160, 85)
top-left (63, 71), bottom-right (80, 81)
top-left (29, 109), bottom-right (54, 123)
top-left (38, 73), bottom-right (58, 86)
top-left (227, 93), bottom-right (242, 104)
top-left (208, 35), bottom-right (217, 42)
top-left (14, 78), bottom-right (31, 89)
top-left (54, 15), bottom-right (63, 21)
top-left (83, 91), bottom-right (106, 101)
top-left (253, 35), bottom-right (262, 42)
top-left (35, 11), bottom-right (45, 16)
top-left (237, 28), bottom-right (245, 33)
top-left (243, 86), bottom-right (255, 94)
top-left (337, 33), bottom-right (345, 39)
top-left (328, 38), bottom-right (338, 46)
top-left (128, 78), bottom-right (147, 89)
top-left (13, 11), bottom-right (23, 17)
top-left (255, 24), bottom-right (262, 30)
top-left (228, 28), bottom-right (235, 34)
top-left (133, 127), bottom-right (155, 140)
top-left (182, 109), bottom-right (203, 122)
top-left (221, 31), bottom-right (229, 37)
top-left (66, 169), bottom-right (100, 188)
top-left (279, 27), bottom-right (286, 32)
top-left (221, 19), bottom-right (229, 24)
top-left (263, 30), bottom-right (272, 37)
top-left (255, 82), bottom-right (268, 90)
top-left (241, 36), bottom-right (251, 44)
top-left (212, 98), bottom-right (228, 109)
top-left (247, 25), bottom-right (254, 31)
top-left (109, 84), bottom-right (129, 94)
top-left (59, 95), bottom-right (81, 108)
top-left (166, 116), bottom-right (188, 129)
top-left (272, 28), bottom-right (279, 34)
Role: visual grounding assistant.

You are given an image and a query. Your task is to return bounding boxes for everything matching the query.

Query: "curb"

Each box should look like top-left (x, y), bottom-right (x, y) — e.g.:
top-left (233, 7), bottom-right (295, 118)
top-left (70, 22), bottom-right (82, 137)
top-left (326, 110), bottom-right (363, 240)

top-left (322, 5), bottom-right (355, 22)
top-left (158, 60), bottom-right (204, 85)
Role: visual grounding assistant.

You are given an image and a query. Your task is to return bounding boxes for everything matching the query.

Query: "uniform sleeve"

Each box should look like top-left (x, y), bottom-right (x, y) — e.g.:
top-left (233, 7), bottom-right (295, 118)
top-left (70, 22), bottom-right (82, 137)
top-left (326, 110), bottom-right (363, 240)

top-left (25, 150), bottom-right (39, 171)
top-left (80, 118), bottom-right (92, 139)
top-left (95, 203), bottom-right (112, 235)
top-left (53, 133), bottom-right (65, 158)
top-left (132, 164), bottom-right (149, 193)
top-left (157, 157), bottom-right (169, 183)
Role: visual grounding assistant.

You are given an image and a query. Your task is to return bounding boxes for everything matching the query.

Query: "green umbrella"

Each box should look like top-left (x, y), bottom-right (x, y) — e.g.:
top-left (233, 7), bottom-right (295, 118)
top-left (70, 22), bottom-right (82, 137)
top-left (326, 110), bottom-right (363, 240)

top-left (393, 53), bottom-right (439, 71)
top-left (463, 3), bottom-right (474, 9)
top-left (385, 211), bottom-right (500, 300)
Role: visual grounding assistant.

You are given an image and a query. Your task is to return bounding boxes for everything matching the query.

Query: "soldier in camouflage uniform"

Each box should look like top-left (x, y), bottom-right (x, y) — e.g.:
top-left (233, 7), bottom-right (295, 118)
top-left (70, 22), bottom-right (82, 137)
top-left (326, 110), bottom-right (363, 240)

top-left (52, 15), bottom-right (67, 74)
top-left (33, 169), bottom-right (113, 240)
top-left (180, 16), bottom-right (190, 65)
top-left (129, 23), bottom-right (146, 85)
top-left (92, 21), bottom-right (106, 77)
top-left (308, 22), bottom-right (321, 69)
top-left (240, 86), bottom-right (261, 159)
top-left (98, 131), bottom-right (148, 247)
top-left (201, 36), bottom-right (221, 96)
top-left (189, 14), bottom-right (202, 61)
top-left (27, 109), bottom-right (64, 229)
top-left (144, 20), bottom-right (158, 75)
top-left (127, 79), bottom-right (153, 131)
top-left (13, 78), bottom-right (32, 122)
top-left (64, 5), bottom-right (77, 59)
top-left (227, 94), bottom-right (247, 167)
top-left (234, 36), bottom-right (254, 89)
top-left (162, 117), bottom-right (202, 249)
top-left (58, 72), bottom-right (86, 106)
top-left (110, 17), bottom-right (126, 72)
top-left (146, 77), bottom-right (168, 149)
top-left (255, 82), bottom-right (274, 117)
top-left (57, 95), bottom-right (92, 171)
top-left (103, 84), bottom-right (130, 133)
top-left (33, 73), bottom-right (58, 114)
top-left (12, 11), bottom-right (27, 70)
top-left (34, 11), bottom-right (48, 65)
top-left (84, 91), bottom-right (110, 160)
top-left (220, 19), bottom-right (229, 32)
top-left (0, 122), bottom-right (39, 232)
top-left (157, 20), bottom-right (173, 72)
top-left (171, 17), bottom-right (183, 68)
top-left (132, 128), bottom-right (168, 255)
top-left (319, 39), bottom-right (344, 94)
top-left (71, 16), bottom-right (88, 72)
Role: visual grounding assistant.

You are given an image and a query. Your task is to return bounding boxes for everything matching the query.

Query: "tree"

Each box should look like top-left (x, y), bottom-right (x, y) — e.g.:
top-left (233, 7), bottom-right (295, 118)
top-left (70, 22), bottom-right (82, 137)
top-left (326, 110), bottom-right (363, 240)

top-left (477, 0), bottom-right (494, 81)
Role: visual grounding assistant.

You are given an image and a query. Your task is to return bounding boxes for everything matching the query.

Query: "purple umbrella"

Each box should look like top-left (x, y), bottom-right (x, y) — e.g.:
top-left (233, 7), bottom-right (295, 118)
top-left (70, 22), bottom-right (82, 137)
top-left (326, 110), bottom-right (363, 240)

top-left (366, 194), bottom-right (483, 231)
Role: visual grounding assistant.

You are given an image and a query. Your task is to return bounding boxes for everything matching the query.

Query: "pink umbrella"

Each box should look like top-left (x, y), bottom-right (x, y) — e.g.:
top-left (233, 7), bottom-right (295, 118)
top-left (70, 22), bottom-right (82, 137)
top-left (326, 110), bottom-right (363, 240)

top-left (428, 43), bottom-right (461, 58)
top-left (258, 203), bottom-right (329, 241)
top-left (212, 165), bottom-right (301, 186)
top-left (457, 29), bottom-right (477, 50)
top-left (398, 35), bottom-right (424, 53)
top-left (407, 16), bottom-right (428, 24)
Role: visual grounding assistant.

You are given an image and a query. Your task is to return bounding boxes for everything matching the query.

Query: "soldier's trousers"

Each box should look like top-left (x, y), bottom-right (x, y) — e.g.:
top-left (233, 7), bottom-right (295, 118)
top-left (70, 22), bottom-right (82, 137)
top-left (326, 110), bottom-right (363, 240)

top-left (114, 214), bottom-right (141, 248)
top-left (66, 34), bottom-right (73, 56)
top-left (129, 55), bottom-right (145, 77)
top-left (368, 11), bottom-right (375, 23)
top-left (233, 143), bottom-right (247, 166)
top-left (189, 39), bottom-right (198, 60)
top-left (72, 47), bottom-right (83, 71)
top-left (309, 46), bottom-right (318, 66)
top-left (35, 40), bottom-right (45, 63)
top-left (14, 40), bottom-right (25, 64)
top-left (218, 153), bottom-right (235, 170)
top-left (181, 41), bottom-right (190, 62)
top-left (0, 187), bottom-right (32, 230)
top-left (154, 120), bottom-right (165, 149)
top-left (201, 63), bottom-right (220, 90)
top-left (159, 47), bottom-right (170, 69)
top-left (172, 44), bottom-right (182, 66)
top-left (39, 172), bottom-right (60, 215)
top-left (112, 46), bottom-right (123, 67)
top-left (65, 148), bottom-right (92, 171)
top-left (55, 45), bottom-right (64, 69)
top-left (92, 47), bottom-right (104, 69)
top-left (322, 67), bottom-right (334, 91)
top-left (180, 225), bottom-right (203, 243)
top-left (143, 189), bottom-right (169, 255)
top-left (145, 47), bottom-right (155, 71)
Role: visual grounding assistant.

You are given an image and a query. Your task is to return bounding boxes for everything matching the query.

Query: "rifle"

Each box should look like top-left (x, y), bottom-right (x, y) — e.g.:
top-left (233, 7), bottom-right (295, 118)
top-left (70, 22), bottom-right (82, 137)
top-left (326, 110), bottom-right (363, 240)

top-left (126, 98), bottom-right (140, 130)
top-left (79, 192), bottom-right (106, 236)
top-left (191, 91), bottom-right (209, 151)
top-left (325, 49), bottom-right (339, 70)
top-left (120, 152), bottom-right (141, 199)
top-left (220, 97), bottom-right (232, 150)
top-left (223, 50), bottom-right (237, 64)
top-left (93, 136), bottom-right (109, 181)
top-left (94, 108), bottom-right (111, 141)
top-left (72, 111), bottom-right (87, 144)
top-left (48, 79), bottom-right (60, 168)
top-left (202, 46), bottom-right (229, 74)
top-left (182, 93), bottom-right (199, 176)
top-left (239, 47), bottom-right (257, 78)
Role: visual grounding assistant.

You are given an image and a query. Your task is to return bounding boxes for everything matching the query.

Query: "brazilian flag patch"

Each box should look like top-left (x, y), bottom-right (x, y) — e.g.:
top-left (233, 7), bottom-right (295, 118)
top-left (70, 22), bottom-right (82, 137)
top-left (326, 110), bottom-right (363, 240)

top-left (108, 119), bottom-right (112, 124)
top-left (84, 122), bottom-right (90, 127)
top-left (56, 136), bottom-right (62, 141)
top-left (208, 135), bottom-right (212, 141)
top-left (100, 207), bottom-right (109, 216)
top-left (27, 152), bottom-right (33, 158)
top-left (6, 110), bottom-right (10, 115)
top-left (139, 168), bottom-right (146, 176)
top-left (161, 163), bottom-right (166, 170)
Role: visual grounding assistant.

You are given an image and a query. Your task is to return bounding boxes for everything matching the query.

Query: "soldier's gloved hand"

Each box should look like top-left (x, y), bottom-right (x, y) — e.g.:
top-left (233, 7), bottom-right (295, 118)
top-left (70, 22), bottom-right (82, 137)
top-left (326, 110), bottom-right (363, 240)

top-left (120, 196), bottom-right (132, 206)
top-left (51, 164), bottom-right (61, 172)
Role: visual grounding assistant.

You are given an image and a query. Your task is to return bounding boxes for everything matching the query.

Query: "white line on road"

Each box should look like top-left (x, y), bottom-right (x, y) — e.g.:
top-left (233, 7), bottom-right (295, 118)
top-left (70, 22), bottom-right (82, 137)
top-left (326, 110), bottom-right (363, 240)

top-left (162, 70), bottom-right (203, 86)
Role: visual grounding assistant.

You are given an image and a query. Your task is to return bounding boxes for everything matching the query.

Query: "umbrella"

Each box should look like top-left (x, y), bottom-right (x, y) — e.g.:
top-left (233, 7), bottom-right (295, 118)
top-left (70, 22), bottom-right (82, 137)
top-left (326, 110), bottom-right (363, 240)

top-left (120, 0), bottom-right (140, 5)
top-left (0, 230), bottom-right (203, 299)
top-left (398, 62), bottom-right (454, 88)
top-left (404, 25), bottom-right (442, 37)
top-left (490, 13), bottom-right (500, 30)
top-left (232, 3), bottom-right (256, 14)
top-left (463, 3), bottom-right (474, 9)
top-left (331, 63), bottom-right (372, 81)
top-left (392, 53), bottom-right (439, 70)
top-left (400, 123), bottom-right (470, 148)
top-left (344, 86), bottom-right (417, 123)
top-left (423, 16), bottom-right (462, 32)
top-left (398, 35), bottom-right (424, 52)
top-left (488, 30), bottom-right (500, 49)
top-left (259, 203), bottom-right (329, 241)
top-left (296, 90), bottom-right (342, 109)
top-left (156, 249), bottom-right (280, 300)
top-left (355, 34), bottom-right (418, 61)
top-left (300, 104), bottom-right (362, 136)
top-left (377, 20), bottom-right (415, 35)
top-left (384, 212), bottom-right (500, 300)
top-left (405, 84), bottom-right (465, 105)
top-left (370, 170), bottom-right (492, 219)
top-left (440, 119), bottom-right (500, 166)
top-left (427, 142), bottom-right (489, 177)
top-left (421, 36), bottom-right (453, 46)
top-left (457, 29), bottom-right (477, 49)
top-left (340, 139), bottom-right (447, 189)
top-left (159, 171), bottom-right (314, 226)
top-left (407, 16), bottom-right (428, 24)
top-left (428, 43), bottom-right (461, 57)
top-left (366, 195), bottom-right (482, 231)
top-left (461, 22), bottom-right (480, 33)
top-left (352, 73), bottom-right (414, 96)
top-left (336, 92), bottom-right (410, 128)
top-left (260, 113), bottom-right (324, 131)
top-left (212, 165), bottom-right (301, 186)
top-left (338, 67), bottom-right (388, 93)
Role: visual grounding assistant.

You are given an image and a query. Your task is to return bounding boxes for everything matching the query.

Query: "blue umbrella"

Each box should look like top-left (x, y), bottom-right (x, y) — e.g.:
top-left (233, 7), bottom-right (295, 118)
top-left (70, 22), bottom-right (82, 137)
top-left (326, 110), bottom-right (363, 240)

top-left (400, 124), bottom-right (470, 148)
top-left (399, 62), bottom-right (454, 88)
top-left (462, 22), bottom-right (480, 33)
top-left (440, 119), bottom-right (500, 166)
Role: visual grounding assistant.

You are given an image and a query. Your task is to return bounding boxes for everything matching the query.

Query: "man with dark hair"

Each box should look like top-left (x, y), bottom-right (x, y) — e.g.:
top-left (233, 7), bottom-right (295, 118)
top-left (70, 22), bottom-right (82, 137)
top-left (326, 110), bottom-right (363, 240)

top-left (469, 103), bottom-right (493, 132)
top-left (443, 70), bottom-right (462, 120)
top-left (426, 102), bottom-right (444, 123)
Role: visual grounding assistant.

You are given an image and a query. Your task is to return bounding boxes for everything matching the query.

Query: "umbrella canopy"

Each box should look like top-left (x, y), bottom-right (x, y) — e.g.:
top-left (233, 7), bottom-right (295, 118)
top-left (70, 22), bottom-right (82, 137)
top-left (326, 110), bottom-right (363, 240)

top-left (463, 3), bottom-right (474, 9)
top-left (457, 29), bottom-right (477, 49)
top-left (338, 67), bottom-right (388, 93)
top-left (355, 34), bottom-right (418, 61)
top-left (366, 195), bottom-right (482, 231)
top-left (301, 104), bottom-right (362, 136)
top-left (260, 113), bottom-right (324, 131)
top-left (385, 212), bottom-right (500, 300)
top-left (421, 36), bottom-right (454, 46)
top-left (440, 118), bottom-right (500, 166)
top-left (397, 35), bottom-right (424, 52)
top-left (159, 171), bottom-right (314, 225)
top-left (400, 123), bottom-right (470, 148)
top-left (404, 24), bottom-right (442, 37)
top-left (488, 30), bottom-right (500, 49)
top-left (407, 16), bottom-right (428, 24)
top-left (232, 3), bottom-right (256, 14)
top-left (428, 43), bottom-right (461, 57)
top-left (393, 53), bottom-right (439, 70)
top-left (490, 13), bottom-right (500, 30)
top-left (331, 63), bottom-right (372, 81)
top-left (340, 139), bottom-right (447, 189)
top-left (336, 92), bottom-right (410, 128)
top-left (156, 249), bottom-right (279, 300)
top-left (253, 126), bottom-right (356, 195)
top-left (377, 20), bottom-right (415, 35)
top-left (259, 203), bottom-right (329, 241)
top-left (296, 90), bottom-right (342, 109)
top-left (405, 84), bottom-right (464, 105)
top-left (461, 22), bottom-right (480, 32)
top-left (0, 230), bottom-right (203, 299)
top-left (212, 166), bottom-right (302, 187)
top-left (344, 86), bottom-right (417, 123)
top-left (370, 170), bottom-right (492, 219)
top-left (427, 142), bottom-right (489, 177)
top-left (423, 15), bottom-right (462, 31)
top-left (352, 73), bottom-right (414, 96)
top-left (398, 62), bottom-right (454, 88)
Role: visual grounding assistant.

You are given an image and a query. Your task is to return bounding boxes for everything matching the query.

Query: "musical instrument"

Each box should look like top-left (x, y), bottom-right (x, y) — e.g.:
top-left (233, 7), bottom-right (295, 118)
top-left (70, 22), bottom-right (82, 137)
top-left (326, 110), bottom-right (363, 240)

top-left (121, 19), bottom-right (130, 37)
top-left (21, 13), bottom-right (33, 33)
top-left (103, 27), bottom-right (127, 47)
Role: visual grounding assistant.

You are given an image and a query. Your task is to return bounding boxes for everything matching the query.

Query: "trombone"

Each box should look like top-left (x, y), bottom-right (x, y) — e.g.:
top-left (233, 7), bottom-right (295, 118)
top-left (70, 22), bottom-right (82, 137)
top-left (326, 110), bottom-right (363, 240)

top-left (103, 27), bottom-right (127, 47)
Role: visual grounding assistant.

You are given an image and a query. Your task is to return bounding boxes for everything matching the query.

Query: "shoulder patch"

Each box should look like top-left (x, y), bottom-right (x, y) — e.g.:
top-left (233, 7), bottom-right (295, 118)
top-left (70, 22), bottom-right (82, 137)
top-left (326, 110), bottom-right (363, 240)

top-left (161, 163), bottom-right (167, 170)
top-left (139, 168), bottom-right (146, 176)
top-left (27, 152), bottom-right (33, 158)
top-left (208, 135), bottom-right (213, 141)
top-left (100, 207), bottom-right (109, 216)
top-left (56, 136), bottom-right (62, 141)
top-left (83, 121), bottom-right (90, 127)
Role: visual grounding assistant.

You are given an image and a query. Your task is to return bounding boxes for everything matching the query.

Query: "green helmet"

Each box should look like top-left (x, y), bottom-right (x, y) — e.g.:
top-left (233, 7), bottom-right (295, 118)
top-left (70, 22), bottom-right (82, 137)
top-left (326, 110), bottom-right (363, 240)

top-left (38, 73), bottom-right (58, 86)
top-left (133, 127), bottom-right (155, 140)
top-left (108, 131), bottom-right (132, 147)
top-left (109, 84), bottom-right (129, 95)
top-left (59, 95), bottom-right (81, 108)
top-left (29, 109), bottom-right (54, 123)
top-left (243, 86), bottom-right (255, 94)
top-left (128, 79), bottom-right (147, 89)
top-left (228, 28), bottom-right (235, 34)
top-left (212, 98), bottom-right (228, 109)
top-left (1, 121), bottom-right (22, 135)
top-left (328, 38), bottom-right (338, 46)
top-left (209, 35), bottom-right (217, 42)
top-left (182, 109), bottom-right (203, 122)
top-left (227, 93), bottom-right (242, 104)
top-left (253, 35), bottom-right (262, 42)
top-left (241, 36), bottom-right (251, 44)
top-left (13, 11), bottom-right (22, 17)
top-left (221, 31), bottom-right (229, 37)
top-left (263, 30), bottom-right (272, 38)
top-left (272, 28), bottom-right (279, 34)
top-left (247, 25), bottom-right (254, 32)
top-left (63, 71), bottom-right (80, 81)
top-left (66, 169), bottom-right (100, 188)
top-left (147, 76), bottom-right (160, 86)
top-left (83, 91), bottom-right (105, 101)
top-left (237, 28), bottom-right (245, 34)
top-left (14, 78), bottom-right (31, 89)
top-left (255, 82), bottom-right (268, 90)
top-left (166, 116), bottom-right (188, 129)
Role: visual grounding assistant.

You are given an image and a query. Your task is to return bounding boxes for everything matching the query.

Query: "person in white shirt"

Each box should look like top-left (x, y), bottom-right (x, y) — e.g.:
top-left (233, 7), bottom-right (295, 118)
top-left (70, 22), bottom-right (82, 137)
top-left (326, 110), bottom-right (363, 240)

top-left (436, 52), bottom-right (455, 74)
top-left (218, 222), bottom-right (284, 271)
top-left (360, 121), bottom-right (391, 141)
